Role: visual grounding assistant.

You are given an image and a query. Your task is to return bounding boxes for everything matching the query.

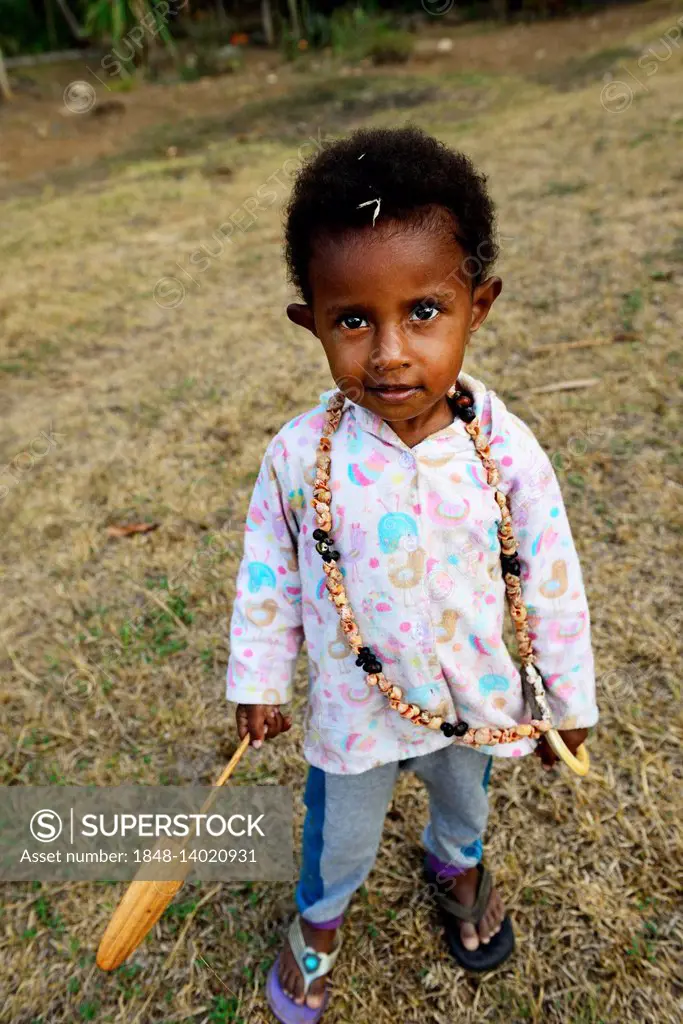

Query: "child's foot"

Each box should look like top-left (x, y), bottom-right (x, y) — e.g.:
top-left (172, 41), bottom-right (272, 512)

top-left (438, 867), bottom-right (505, 950)
top-left (279, 920), bottom-right (338, 1009)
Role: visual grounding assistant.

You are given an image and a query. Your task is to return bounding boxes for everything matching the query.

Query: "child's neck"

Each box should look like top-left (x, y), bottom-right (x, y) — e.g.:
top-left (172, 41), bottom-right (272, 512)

top-left (384, 395), bottom-right (455, 449)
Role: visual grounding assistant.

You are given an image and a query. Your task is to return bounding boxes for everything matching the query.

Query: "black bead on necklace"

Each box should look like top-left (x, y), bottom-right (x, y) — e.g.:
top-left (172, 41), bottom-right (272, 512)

top-left (440, 719), bottom-right (469, 738)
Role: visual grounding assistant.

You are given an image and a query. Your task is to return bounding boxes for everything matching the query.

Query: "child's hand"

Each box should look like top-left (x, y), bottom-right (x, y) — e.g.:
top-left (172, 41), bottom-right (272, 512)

top-left (534, 728), bottom-right (588, 773)
top-left (236, 704), bottom-right (292, 750)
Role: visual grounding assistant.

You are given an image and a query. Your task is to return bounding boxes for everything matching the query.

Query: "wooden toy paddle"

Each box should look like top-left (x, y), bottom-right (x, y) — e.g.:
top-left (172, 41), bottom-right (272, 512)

top-left (96, 734), bottom-right (251, 971)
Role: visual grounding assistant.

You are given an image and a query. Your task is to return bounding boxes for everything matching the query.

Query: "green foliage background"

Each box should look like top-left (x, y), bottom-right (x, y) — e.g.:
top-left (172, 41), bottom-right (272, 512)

top-left (0, 0), bottom-right (640, 59)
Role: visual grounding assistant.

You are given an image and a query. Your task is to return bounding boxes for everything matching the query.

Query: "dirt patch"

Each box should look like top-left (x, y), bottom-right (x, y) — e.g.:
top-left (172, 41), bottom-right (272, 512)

top-left (0, 75), bottom-right (448, 202)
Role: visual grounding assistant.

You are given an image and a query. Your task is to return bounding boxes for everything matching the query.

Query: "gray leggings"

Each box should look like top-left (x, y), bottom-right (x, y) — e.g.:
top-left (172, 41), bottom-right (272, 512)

top-left (296, 744), bottom-right (493, 925)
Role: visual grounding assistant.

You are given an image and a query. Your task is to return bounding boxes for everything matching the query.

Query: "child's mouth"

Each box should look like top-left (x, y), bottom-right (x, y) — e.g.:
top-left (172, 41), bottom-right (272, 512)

top-left (367, 385), bottom-right (422, 404)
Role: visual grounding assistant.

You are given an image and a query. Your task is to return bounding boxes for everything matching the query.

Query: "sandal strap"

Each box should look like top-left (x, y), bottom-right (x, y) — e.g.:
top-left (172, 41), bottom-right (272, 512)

top-left (288, 916), bottom-right (343, 998)
top-left (435, 864), bottom-right (492, 925)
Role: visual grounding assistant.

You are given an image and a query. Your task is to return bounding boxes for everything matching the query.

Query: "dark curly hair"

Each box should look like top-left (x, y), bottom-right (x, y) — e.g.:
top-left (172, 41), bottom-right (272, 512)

top-left (283, 124), bottom-right (498, 307)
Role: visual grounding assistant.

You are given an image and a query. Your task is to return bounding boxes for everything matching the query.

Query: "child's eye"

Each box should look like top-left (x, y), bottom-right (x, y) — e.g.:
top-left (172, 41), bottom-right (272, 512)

top-left (410, 301), bottom-right (442, 322)
top-left (337, 314), bottom-right (368, 330)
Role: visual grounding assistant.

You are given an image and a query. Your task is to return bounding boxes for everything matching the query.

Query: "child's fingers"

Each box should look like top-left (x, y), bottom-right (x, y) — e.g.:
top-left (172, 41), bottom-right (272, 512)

top-left (235, 705), bottom-right (250, 741)
top-left (235, 705), bottom-right (290, 750)
top-left (534, 736), bottom-right (558, 770)
top-left (246, 706), bottom-right (268, 749)
top-left (263, 706), bottom-right (290, 740)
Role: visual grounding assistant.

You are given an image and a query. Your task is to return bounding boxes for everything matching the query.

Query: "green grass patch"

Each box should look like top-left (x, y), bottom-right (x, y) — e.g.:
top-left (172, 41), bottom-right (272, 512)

top-left (116, 583), bottom-right (193, 664)
top-left (0, 340), bottom-right (60, 378)
top-left (544, 180), bottom-right (588, 197)
top-left (77, 1001), bottom-right (100, 1021)
top-left (209, 995), bottom-right (245, 1023)
top-left (535, 45), bottom-right (641, 91)
top-left (620, 288), bottom-right (643, 330)
top-left (104, 75), bottom-right (442, 161)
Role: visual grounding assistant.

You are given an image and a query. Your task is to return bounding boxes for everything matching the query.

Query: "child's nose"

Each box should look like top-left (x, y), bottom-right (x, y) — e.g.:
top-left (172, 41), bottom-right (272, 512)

top-left (370, 329), bottom-right (410, 373)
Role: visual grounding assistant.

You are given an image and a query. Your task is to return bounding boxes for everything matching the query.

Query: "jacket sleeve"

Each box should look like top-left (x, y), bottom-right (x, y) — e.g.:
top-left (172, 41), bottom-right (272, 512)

top-left (225, 435), bottom-right (304, 706)
top-left (493, 395), bottom-right (599, 731)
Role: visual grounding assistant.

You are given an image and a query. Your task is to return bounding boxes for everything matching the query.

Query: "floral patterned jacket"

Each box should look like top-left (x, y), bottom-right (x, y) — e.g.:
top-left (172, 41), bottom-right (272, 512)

top-left (226, 371), bottom-right (599, 774)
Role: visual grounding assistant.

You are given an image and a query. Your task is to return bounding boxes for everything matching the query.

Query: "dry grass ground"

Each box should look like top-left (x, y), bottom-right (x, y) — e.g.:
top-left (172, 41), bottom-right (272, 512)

top-left (1, 3), bottom-right (682, 1022)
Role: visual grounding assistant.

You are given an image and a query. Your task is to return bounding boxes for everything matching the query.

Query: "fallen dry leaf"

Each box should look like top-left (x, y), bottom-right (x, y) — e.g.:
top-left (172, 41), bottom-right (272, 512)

top-left (106, 522), bottom-right (160, 538)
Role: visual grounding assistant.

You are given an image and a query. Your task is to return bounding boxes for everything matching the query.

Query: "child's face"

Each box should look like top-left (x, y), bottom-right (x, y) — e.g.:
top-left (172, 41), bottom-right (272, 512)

top-left (287, 217), bottom-right (501, 436)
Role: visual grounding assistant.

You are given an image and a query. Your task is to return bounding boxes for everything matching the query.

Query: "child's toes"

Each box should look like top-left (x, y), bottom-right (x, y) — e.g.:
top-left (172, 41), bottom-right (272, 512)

top-left (478, 899), bottom-right (499, 943)
top-left (479, 919), bottom-right (490, 943)
top-left (278, 961), bottom-right (290, 993)
top-left (292, 974), bottom-right (307, 1005)
top-left (492, 891), bottom-right (505, 929)
top-left (460, 921), bottom-right (480, 951)
top-left (306, 979), bottom-right (327, 1009)
top-left (483, 894), bottom-right (505, 942)
top-left (279, 952), bottom-right (303, 1002)
top-left (480, 910), bottom-right (496, 943)
top-left (281, 968), bottom-right (296, 999)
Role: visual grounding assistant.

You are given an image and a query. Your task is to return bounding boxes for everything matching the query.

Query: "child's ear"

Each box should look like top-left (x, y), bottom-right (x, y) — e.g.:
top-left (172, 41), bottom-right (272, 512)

top-left (470, 276), bottom-right (502, 334)
top-left (287, 303), bottom-right (318, 337)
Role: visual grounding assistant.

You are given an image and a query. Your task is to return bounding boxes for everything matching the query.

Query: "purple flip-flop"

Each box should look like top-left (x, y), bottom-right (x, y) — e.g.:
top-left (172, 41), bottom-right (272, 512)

top-left (266, 917), bottom-right (342, 1024)
top-left (266, 955), bottom-right (330, 1024)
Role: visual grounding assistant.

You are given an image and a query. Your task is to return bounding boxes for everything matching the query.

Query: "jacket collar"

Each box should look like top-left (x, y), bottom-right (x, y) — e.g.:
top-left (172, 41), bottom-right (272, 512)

top-left (318, 370), bottom-right (488, 450)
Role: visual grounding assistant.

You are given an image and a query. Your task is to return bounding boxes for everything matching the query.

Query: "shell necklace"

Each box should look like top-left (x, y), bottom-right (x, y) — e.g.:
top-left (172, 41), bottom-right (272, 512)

top-left (311, 385), bottom-right (553, 749)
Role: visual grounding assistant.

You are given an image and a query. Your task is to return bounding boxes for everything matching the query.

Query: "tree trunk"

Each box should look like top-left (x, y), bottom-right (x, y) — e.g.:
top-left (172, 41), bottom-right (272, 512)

top-left (55, 0), bottom-right (86, 40)
top-left (130, 0), bottom-right (151, 66)
top-left (261, 0), bottom-right (275, 46)
top-left (45, 0), bottom-right (59, 49)
top-left (0, 48), bottom-right (13, 100)
top-left (286, 0), bottom-right (301, 39)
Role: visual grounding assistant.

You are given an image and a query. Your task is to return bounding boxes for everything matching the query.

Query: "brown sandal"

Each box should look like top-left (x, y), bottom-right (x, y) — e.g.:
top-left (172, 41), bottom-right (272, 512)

top-left (425, 862), bottom-right (515, 972)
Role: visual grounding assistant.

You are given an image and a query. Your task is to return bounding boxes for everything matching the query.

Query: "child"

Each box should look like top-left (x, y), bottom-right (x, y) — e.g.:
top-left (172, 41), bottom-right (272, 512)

top-left (226, 125), bottom-right (598, 1022)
